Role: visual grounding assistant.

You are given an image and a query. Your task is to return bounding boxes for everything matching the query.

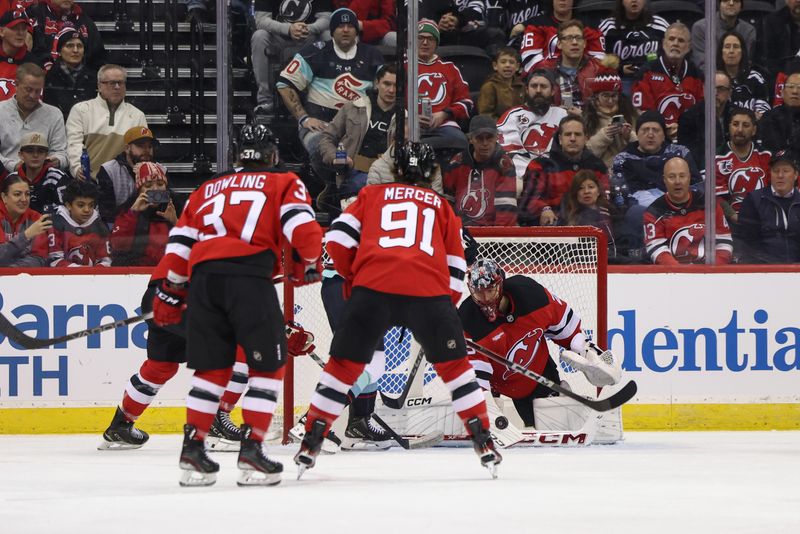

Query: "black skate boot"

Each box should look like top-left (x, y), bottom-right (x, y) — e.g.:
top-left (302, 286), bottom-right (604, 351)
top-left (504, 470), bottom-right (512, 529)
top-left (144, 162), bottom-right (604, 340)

top-left (289, 412), bottom-right (342, 453)
top-left (343, 415), bottom-right (393, 450)
top-left (237, 424), bottom-right (283, 486)
top-left (207, 409), bottom-right (243, 452)
top-left (467, 417), bottom-right (502, 479)
top-left (179, 424), bottom-right (219, 487)
top-left (98, 407), bottom-right (149, 450)
top-left (293, 418), bottom-right (328, 479)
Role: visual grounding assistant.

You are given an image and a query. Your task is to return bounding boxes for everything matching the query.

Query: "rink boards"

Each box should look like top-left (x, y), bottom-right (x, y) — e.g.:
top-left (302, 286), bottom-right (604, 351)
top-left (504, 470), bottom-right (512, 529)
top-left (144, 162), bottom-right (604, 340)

top-left (0, 266), bottom-right (799, 433)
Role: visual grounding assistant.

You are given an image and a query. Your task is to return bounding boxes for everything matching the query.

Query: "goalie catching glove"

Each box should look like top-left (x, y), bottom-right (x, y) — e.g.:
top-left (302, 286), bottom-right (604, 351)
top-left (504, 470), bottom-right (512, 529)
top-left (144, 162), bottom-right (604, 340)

top-left (152, 280), bottom-right (188, 326)
top-left (289, 249), bottom-right (323, 286)
top-left (286, 321), bottom-right (316, 357)
top-left (560, 341), bottom-right (622, 387)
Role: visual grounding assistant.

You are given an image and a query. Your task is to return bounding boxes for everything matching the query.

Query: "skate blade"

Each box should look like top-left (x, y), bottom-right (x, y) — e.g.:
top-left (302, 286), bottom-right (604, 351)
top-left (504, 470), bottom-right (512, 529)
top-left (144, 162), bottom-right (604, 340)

top-left (294, 453), bottom-right (315, 480)
top-left (97, 439), bottom-right (143, 451)
top-left (206, 436), bottom-right (241, 452)
top-left (485, 461), bottom-right (499, 479)
top-left (179, 469), bottom-right (217, 487)
top-left (237, 469), bottom-right (281, 486)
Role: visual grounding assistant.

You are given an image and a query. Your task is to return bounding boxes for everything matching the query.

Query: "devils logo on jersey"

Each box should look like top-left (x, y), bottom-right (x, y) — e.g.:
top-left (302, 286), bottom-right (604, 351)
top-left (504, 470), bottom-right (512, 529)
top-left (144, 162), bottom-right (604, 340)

top-left (728, 167), bottom-right (767, 210)
top-left (520, 123), bottom-right (559, 154)
top-left (460, 170), bottom-right (490, 219)
top-left (0, 79), bottom-right (13, 96)
top-left (669, 223), bottom-right (705, 262)
top-left (658, 93), bottom-right (696, 124)
top-left (502, 328), bottom-right (545, 381)
top-left (67, 243), bottom-right (95, 265)
top-left (278, 0), bottom-right (313, 22)
top-left (417, 72), bottom-right (447, 106)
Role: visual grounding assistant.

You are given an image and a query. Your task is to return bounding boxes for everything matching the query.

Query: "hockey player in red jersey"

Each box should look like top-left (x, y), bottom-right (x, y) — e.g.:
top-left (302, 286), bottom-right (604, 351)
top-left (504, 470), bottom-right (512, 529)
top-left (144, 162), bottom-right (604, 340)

top-left (46, 180), bottom-right (111, 267)
top-left (151, 124), bottom-right (324, 487)
top-left (295, 141), bottom-right (501, 478)
top-left (459, 258), bottom-right (621, 429)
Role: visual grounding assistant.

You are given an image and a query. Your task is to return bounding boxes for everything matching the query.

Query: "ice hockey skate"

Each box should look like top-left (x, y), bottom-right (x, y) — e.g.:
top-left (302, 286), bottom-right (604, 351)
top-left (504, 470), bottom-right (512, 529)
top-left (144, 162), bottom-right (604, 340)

top-left (236, 425), bottom-right (283, 486)
top-left (97, 407), bottom-right (149, 450)
top-left (288, 412), bottom-right (342, 453)
top-left (467, 417), bottom-right (502, 479)
top-left (294, 419), bottom-right (327, 479)
top-left (342, 415), bottom-right (393, 450)
top-left (206, 409), bottom-right (243, 452)
top-left (178, 424), bottom-right (219, 487)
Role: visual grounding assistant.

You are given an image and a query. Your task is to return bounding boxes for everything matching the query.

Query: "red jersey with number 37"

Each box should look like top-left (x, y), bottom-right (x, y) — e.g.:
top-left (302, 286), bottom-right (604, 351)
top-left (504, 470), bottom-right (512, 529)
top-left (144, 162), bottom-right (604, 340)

top-left (156, 167), bottom-right (322, 283)
top-left (325, 183), bottom-right (466, 300)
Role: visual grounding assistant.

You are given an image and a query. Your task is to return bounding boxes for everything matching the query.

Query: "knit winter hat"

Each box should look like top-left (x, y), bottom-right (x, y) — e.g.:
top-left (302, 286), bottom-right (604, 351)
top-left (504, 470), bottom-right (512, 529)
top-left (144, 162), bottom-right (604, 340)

top-left (330, 8), bottom-right (358, 34)
top-left (418, 19), bottom-right (440, 44)
top-left (589, 72), bottom-right (622, 94)
top-left (134, 162), bottom-right (168, 190)
top-left (55, 28), bottom-right (85, 52)
top-left (636, 110), bottom-right (667, 134)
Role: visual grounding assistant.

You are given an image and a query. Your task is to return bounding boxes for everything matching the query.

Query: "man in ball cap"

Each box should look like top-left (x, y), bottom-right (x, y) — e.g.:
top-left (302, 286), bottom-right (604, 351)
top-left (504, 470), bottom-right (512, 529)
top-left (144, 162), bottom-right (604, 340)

top-left (0, 9), bottom-right (33, 101)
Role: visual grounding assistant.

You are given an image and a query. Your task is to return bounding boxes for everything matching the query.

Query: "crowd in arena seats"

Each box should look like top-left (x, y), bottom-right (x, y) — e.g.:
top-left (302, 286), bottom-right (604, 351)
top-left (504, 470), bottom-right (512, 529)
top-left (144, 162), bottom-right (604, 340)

top-left (2, 0), bottom-right (800, 267)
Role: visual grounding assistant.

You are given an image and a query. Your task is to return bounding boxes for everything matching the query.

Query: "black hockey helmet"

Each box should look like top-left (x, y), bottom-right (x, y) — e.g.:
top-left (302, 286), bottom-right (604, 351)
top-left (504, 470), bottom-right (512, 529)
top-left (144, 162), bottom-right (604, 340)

top-left (395, 141), bottom-right (436, 185)
top-left (237, 123), bottom-right (278, 163)
top-left (467, 258), bottom-right (506, 322)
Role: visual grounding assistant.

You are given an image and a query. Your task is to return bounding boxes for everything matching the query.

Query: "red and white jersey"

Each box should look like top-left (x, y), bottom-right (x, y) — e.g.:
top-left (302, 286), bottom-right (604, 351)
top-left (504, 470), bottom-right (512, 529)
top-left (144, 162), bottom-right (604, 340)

top-left (325, 183), bottom-right (466, 300)
top-left (643, 192), bottom-right (733, 265)
top-left (459, 275), bottom-right (585, 399)
top-left (631, 57), bottom-right (704, 125)
top-left (497, 105), bottom-right (567, 157)
top-left (417, 56), bottom-right (474, 125)
top-left (47, 205), bottom-right (111, 267)
top-left (157, 167), bottom-right (323, 283)
top-left (519, 14), bottom-right (605, 74)
top-left (715, 143), bottom-right (771, 213)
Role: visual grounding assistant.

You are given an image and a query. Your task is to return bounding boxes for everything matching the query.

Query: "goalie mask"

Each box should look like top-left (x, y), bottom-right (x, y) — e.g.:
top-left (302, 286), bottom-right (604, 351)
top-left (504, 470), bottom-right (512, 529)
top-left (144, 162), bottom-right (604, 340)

top-left (395, 141), bottom-right (436, 185)
top-left (237, 123), bottom-right (278, 164)
top-left (467, 258), bottom-right (505, 322)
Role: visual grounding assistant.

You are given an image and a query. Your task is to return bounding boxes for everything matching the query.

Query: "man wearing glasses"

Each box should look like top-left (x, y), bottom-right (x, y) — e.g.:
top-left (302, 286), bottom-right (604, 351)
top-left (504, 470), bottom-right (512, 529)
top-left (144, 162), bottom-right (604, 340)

top-left (65, 64), bottom-right (147, 180)
top-left (758, 71), bottom-right (800, 154)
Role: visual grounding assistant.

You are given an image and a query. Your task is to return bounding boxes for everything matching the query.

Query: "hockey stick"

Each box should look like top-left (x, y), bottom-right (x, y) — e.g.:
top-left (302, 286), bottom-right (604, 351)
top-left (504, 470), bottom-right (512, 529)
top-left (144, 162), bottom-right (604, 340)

top-left (466, 340), bottom-right (637, 412)
top-left (378, 345), bottom-right (426, 409)
top-left (0, 311), bottom-right (153, 350)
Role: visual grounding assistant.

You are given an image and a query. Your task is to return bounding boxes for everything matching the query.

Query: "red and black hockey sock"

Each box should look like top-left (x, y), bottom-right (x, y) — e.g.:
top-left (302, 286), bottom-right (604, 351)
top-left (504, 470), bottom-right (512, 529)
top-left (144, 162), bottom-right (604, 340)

top-left (240, 367), bottom-right (285, 441)
top-left (120, 360), bottom-right (179, 420)
top-left (219, 351), bottom-right (248, 412)
top-left (433, 359), bottom-right (489, 432)
top-left (306, 357), bottom-right (366, 432)
top-left (186, 368), bottom-right (233, 440)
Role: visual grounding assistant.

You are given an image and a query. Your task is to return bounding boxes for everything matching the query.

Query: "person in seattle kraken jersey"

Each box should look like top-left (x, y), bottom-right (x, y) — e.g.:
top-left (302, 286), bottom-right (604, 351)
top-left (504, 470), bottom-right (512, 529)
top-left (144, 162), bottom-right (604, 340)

top-left (152, 123), bottom-right (324, 487)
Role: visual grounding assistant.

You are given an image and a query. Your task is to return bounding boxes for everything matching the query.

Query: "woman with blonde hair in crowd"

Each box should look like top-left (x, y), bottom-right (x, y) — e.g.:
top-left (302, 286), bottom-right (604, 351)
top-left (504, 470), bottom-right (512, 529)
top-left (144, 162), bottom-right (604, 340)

top-left (0, 175), bottom-right (50, 267)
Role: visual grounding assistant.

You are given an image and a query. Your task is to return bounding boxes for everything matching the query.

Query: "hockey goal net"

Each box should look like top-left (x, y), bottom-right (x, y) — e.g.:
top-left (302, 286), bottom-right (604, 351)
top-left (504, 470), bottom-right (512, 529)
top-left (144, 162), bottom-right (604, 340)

top-left (277, 226), bottom-right (608, 441)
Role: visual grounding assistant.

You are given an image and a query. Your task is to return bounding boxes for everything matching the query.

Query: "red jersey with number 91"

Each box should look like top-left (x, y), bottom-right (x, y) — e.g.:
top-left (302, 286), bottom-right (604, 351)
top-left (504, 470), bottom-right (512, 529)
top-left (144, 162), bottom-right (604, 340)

top-left (156, 168), bottom-right (322, 283)
top-left (325, 183), bottom-right (467, 300)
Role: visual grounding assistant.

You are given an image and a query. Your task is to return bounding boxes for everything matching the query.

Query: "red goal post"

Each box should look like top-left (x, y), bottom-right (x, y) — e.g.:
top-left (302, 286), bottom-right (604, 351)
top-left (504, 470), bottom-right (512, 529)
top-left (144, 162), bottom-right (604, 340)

top-left (279, 226), bottom-right (608, 441)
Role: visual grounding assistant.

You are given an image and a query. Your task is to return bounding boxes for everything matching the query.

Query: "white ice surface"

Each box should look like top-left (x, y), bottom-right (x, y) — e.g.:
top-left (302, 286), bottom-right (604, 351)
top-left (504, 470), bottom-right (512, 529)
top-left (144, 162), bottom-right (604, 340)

top-left (1, 432), bottom-right (799, 534)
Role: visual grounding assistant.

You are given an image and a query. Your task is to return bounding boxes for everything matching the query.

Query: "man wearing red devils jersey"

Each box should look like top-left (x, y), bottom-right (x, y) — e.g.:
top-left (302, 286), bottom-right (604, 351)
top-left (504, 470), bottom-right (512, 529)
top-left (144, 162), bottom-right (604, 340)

top-left (644, 157), bottom-right (733, 265)
top-left (0, 9), bottom-right (34, 101)
top-left (153, 124), bottom-right (324, 487)
top-left (296, 141), bottom-right (500, 479)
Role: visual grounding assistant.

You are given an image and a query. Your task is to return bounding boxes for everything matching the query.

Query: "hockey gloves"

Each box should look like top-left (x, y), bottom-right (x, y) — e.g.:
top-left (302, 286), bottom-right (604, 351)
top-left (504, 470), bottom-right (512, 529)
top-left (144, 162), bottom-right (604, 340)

top-left (289, 250), bottom-right (323, 286)
top-left (286, 321), bottom-right (316, 357)
top-left (152, 280), bottom-right (188, 326)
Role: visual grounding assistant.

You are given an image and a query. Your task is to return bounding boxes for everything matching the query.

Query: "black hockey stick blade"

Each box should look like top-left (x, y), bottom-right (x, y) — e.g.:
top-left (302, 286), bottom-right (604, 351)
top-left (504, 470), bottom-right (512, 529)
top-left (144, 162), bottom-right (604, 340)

top-left (379, 346), bottom-right (426, 409)
top-left (0, 311), bottom-right (153, 350)
top-left (466, 339), bottom-right (637, 412)
top-left (371, 414), bottom-right (410, 449)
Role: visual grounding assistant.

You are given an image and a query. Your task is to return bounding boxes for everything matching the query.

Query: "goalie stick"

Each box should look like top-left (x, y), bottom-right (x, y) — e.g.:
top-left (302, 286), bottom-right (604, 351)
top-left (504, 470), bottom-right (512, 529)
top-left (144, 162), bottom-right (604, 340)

top-left (466, 339), bottom-right (637, 412)
top-left (378, 345), bottom-right (425, 409)
top-left (0, 311), bottom-right (153, 350)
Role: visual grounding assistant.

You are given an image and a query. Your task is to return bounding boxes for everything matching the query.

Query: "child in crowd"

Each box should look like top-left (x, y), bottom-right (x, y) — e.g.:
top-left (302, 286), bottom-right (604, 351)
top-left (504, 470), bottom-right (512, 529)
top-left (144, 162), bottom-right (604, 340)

top-left (477, 47), bottom-right (526, 120)
top-left (47, 179), bottom-right (110, 267)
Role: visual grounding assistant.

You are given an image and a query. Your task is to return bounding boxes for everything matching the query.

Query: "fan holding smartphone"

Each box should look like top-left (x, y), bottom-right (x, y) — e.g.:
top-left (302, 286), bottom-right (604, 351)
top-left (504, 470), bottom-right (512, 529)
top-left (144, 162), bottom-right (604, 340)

top-left (583, 73), bottom-right (638, 168)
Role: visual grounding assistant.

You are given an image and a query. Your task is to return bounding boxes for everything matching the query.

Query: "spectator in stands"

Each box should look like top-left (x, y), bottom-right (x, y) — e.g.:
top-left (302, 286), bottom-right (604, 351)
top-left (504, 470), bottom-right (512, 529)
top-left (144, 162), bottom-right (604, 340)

top-left (520, 115), bottom-right (608, 226)
top-left (96, 126), bottom-right (158, 227)
top-left (251, 0), bottom-right (332, 116)
top-left (0, 63), bottom-right (67, 173)
top-left (43, 29), bottom-right (96, 119)
top-left (66, 64), bottom-right (147, 180)
top-left (0, 9), bottom-right (34, 101)
top-left (715, 107), bottom-right (771, 224)
top-left (583, 72), bottom-right (639, 168)
top-left (427, 1), bottom-right (505, 57)
top-left (110, 161), bottom-right (176, 266)
top-left (277, 8), bottom-right (382, 156)
top-left (497, 69), bottom-right (567, 187)
top-left (678, 71), bottom-right (734, 169)
top-left (47, 178), bottom-right (110, 267)
top-left (736, 150), bottom-right (800, 263)
top-left (631, 23), bottom-right (704, 137)
top-left (333, 0), bottom-right (396, 46)
top-left (478, 47), bottom-right (525, 120)
top-left (599, 0), bottom-right (668, 95)
top-left (539, 19), bottom-right (614, 112)
top-left (501, 0), bottom-right (546, 50)
top-left (442, 114), bottom-right (518, 226)
top-left (691, 0), bottom-right (755, 74)
top-left (8, 131), bottom-right (72, 214)
top-left (0, 174), bottom-right (49, 267)
top-left (759, 0), bottom-right (800, 82)
top-left (314, 63), bottom-right (396, 213)
top-left (643, 156), bottom-right (732, 265)
top-left (519, 0), bottom-right (605, 75)
top-left (716, 31), bottom-right (770, 118)
top-left (558, 169), bottom-right (619, 255)
top-left (27, 0), bottom-right (106, 70)
top-left (758, 71), bottom-right (800, 154)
